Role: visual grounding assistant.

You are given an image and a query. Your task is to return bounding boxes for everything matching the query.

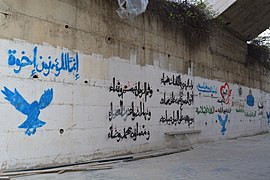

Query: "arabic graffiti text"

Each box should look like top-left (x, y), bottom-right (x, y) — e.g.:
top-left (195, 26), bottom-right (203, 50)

top-left (195, 106), bottom-right (231, 115)
top-left (8, 47), bottom-right (79, 80)
top-left (160, 109), bottom-right (194, 127)
top-left (108, 122), bottom-right (150, 142)
top-left (161, 73), bottom-right (193, 90)
top-left (197, 82), bottom-right (217, 94)
top-left (109, 77), bottom-right (153, 101)
top-left (109, 100), bottom-right (151, 121)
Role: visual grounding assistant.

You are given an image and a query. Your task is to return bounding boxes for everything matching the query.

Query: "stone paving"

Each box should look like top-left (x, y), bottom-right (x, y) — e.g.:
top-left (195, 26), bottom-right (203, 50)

top-left (14, 133), bottom-right (270, 180)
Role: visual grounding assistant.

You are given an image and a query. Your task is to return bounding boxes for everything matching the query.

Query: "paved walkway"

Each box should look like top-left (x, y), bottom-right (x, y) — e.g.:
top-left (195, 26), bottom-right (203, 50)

top-left (14, 133), bottom-right (270, 180)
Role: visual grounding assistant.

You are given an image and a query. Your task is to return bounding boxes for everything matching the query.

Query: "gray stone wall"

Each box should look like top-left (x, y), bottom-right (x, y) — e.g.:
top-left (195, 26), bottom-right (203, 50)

top-left (0, 0), bottom-right (266, 92)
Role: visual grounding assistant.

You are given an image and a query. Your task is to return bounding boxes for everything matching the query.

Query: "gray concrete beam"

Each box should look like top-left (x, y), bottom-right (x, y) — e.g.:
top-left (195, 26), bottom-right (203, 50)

top-left (219, 0), bottom-right (270, 40)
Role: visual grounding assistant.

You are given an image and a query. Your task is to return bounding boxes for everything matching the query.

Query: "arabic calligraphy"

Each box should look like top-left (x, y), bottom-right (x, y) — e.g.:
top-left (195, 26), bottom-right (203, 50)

top-left (160, 110), bottom-right (194, 127)
top-left (197, 82), bottom-right (217, 94)
top-left (232, 100), bottom-right (245, 113)
top-left (161, 73), bottom-right (193, 90)
top-left (160, 91), bottom-right (193, 106)
top-left (216, 107), bottom-right (231, 114)
top-left (244, 110), bottom-right (256, 117)
top-left (108, 77), bottom-right (153, 143)
top-left (109, 77), bottom-right (153, 101)
top-left (236, 108), bottom-right (245, 113)
top-left (235, 108), bottom-right (257, 116)
top-left (7, 47), bottom-right (79, 80)
top-left (159, 72), bottom-right (194, 127)
top-left (195, 106), bottom-right (231, 115)
top-left (196, 106), bottom-right (215, 114)
top-left (109, 100), bottom-right (151, 121)
top-left (108, 123), bottom-right (150, 142)
top-left (232, 100), bottom-right (245, 108)
top-left (238, 86), bottom-right (243, 96)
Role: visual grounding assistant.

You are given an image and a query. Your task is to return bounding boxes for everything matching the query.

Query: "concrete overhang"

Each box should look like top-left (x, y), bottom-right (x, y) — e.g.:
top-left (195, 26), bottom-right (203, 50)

top-left (205, 0), bottom-right (236, 16)
top-left (215, 0), bottom-right (270, 41)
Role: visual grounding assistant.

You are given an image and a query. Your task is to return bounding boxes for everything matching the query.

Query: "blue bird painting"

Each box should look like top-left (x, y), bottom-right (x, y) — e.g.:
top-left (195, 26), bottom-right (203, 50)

top-left (218, 114), bottom-right (228, 135)
top-left (1, 87), bottom-right (53, 136)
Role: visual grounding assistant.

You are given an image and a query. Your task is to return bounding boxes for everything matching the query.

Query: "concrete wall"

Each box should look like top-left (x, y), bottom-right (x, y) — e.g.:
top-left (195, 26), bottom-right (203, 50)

top-left (0, 0), bottom-right (269, 171)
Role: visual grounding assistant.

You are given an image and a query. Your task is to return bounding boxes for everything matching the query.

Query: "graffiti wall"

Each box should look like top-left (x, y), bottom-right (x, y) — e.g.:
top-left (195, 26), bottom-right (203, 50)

top-left (194, 77), bottom-right (267, 140)
top-left (0, 39), bottom-right (268, 171)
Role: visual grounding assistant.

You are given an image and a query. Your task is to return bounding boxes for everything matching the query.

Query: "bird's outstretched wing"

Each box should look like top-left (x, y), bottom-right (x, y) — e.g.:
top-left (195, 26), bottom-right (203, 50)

top-left (39, 88), bottom-right (53, 110)
top-left (1, 86), bottom-right (30, 115)
top-left (218, 114), bottom-right (228, 125)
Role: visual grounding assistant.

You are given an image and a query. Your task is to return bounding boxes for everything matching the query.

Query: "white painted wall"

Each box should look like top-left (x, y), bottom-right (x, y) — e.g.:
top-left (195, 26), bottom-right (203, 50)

top-left (0, 39), bottom-right (268, 171)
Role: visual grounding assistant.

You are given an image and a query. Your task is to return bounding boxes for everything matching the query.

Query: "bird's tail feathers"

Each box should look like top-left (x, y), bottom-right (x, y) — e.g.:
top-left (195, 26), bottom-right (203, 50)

top-left (18, 118), bottom-right (46, 129)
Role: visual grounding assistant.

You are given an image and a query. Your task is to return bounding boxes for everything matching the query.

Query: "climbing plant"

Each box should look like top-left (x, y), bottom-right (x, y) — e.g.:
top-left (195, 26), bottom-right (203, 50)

top-left (147, 0), bottom-right (216, 45)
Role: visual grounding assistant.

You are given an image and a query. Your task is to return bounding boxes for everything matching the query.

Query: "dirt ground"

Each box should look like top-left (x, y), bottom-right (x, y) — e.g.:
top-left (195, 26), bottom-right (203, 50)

top-left (13, 133), bottom-right (270, 180)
